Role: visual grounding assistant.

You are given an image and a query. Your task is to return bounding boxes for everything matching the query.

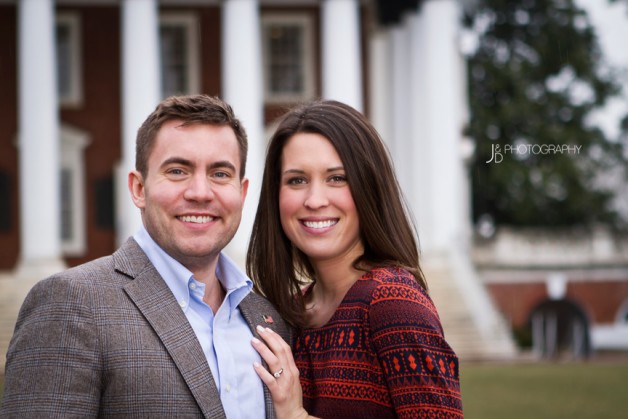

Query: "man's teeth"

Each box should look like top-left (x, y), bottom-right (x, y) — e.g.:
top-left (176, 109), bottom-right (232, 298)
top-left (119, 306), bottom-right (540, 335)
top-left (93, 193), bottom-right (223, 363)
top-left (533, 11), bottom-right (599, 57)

top-left (303, 220), bottom-right (337, 229)
top-left (179, 215), bottom-right (214, 223)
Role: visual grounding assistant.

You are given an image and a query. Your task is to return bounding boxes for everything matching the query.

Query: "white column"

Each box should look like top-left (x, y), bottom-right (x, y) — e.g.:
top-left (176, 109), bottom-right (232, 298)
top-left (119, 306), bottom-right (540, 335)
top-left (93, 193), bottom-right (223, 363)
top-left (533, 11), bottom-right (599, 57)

top-left (368, 29), bottom-right (393, 151)
top-left (389, 21), bottom-right (412, 203)
top-left (321, 0), bottom-right (363, 112)
top-left (118, 0), bottom-right (161, 245)
top-left (221, 0), bottom-right (264, 266)
top-left (408, 8), bottom-right (433, 248)
top-left (420, 0), bottom-right (467, 252)
top-left (17, 0), bottom-right (65, 277)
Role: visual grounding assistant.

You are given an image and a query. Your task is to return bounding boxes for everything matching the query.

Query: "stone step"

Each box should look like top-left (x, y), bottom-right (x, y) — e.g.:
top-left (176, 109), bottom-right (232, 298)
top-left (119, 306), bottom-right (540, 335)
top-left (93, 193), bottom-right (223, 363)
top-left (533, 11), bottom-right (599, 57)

top-left (421, 257), bottom-right (518, 361)
top-left (0, 274), bottom-right (40, 373)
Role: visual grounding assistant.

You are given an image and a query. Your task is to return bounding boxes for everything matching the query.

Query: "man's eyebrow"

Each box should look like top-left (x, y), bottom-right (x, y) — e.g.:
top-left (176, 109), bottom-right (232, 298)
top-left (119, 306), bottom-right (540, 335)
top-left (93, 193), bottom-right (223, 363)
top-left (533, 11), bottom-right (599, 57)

top-left (209, 161), bottom-right (237, 172)
top-left (160, 158), bottom-right (237, 172)
top-left (161, 157), bottom-right (193, 168)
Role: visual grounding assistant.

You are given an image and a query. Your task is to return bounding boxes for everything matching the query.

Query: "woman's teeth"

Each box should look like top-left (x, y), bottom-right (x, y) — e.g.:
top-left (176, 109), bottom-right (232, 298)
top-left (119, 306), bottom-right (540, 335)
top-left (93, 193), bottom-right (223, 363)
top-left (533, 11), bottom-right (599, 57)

top-left (303, 219), bottom-right (337, 229)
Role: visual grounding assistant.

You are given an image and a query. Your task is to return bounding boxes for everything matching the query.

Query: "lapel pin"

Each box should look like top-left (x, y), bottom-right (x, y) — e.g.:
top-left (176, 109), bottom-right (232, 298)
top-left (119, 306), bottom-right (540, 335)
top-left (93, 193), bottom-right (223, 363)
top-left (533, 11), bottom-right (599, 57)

top-left (263, 314), bottom-right (274, 325)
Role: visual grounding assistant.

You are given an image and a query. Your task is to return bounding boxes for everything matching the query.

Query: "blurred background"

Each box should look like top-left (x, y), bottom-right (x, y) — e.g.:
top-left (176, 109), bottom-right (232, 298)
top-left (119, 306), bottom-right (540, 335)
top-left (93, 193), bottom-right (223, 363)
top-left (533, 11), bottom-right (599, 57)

top-left (1, 0), bottom-right (627, 416)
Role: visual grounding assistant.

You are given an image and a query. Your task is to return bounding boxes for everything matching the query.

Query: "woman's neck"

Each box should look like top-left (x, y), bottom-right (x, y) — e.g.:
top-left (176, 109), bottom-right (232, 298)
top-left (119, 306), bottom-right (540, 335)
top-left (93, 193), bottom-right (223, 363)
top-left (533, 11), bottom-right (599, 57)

top-left (304, 244), bottom-right (366, 327)
top-left (312, 259), bottom-right (361, 299)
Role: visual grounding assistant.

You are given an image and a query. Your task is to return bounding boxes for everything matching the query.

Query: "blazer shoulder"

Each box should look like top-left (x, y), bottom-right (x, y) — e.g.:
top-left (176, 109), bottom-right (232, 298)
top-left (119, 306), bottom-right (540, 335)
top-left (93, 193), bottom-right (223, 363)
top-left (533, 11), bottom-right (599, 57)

top-left (16, 253), bottom-right (119, 321)
top-left (27, 238), bottom-right (148, 292)
top-left (64, 253), bottom-right (116, 279)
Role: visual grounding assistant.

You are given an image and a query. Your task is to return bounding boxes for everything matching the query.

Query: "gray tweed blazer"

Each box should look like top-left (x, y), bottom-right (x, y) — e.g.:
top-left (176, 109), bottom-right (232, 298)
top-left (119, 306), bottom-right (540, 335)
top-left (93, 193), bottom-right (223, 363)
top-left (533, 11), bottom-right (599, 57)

top-left (1, 238), bottom-right (291, 418)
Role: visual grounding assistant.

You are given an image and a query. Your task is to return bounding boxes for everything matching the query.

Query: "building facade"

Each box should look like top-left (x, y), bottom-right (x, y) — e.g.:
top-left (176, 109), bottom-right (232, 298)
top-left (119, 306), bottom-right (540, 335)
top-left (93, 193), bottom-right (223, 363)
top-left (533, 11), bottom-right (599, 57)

top-left (1, 0), bottom-right (626, 361)
top-left (0, 0), bottom-right (372, 273)
top-left (475, 226), bottom-right (628, 356)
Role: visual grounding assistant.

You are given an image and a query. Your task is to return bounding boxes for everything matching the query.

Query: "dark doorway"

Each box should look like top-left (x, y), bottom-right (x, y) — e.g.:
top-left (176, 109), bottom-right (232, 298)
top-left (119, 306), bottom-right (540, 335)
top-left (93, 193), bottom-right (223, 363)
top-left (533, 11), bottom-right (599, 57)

top-left (529, 299), bottom-right (591, 360)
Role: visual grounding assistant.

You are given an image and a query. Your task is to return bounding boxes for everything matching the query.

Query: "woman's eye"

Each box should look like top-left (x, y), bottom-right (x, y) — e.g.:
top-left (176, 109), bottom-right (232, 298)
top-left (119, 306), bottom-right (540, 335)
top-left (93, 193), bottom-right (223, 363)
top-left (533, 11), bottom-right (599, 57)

top-left (287, 177), bottom-right (306, 185)
top-left (330, 175), bottom-right (347, 183)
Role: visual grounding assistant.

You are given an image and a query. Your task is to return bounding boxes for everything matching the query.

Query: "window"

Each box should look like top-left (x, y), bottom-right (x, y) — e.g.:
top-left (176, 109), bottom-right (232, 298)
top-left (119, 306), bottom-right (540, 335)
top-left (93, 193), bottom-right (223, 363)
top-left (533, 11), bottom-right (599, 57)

top-left (262, 13), bottom-right (315, 103)
top-left (60, 168), bottom-right (73, 241)
top-left (617, 300), bottom-right (628, 325)
top-left (60, 124), bottom-right (90, 256)
top-left (160, 13), bottom-right (200, 98)
top-left (0, 170), bottom-right (10, 232)
top-left (56, 12), bottom-right (82, 107)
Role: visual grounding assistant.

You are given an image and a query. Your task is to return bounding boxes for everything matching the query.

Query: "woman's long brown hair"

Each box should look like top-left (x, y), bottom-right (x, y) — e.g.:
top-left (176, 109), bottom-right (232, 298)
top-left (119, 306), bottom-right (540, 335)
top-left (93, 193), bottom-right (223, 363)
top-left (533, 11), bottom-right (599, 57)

top-left (247, 100), bottom-right (426, 328)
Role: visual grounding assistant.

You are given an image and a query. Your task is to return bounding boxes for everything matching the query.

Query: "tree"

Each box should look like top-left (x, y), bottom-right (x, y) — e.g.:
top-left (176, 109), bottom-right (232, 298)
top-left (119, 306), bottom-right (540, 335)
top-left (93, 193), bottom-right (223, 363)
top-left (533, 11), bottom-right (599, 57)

top-left (464, 0), bottom-right (628, 230)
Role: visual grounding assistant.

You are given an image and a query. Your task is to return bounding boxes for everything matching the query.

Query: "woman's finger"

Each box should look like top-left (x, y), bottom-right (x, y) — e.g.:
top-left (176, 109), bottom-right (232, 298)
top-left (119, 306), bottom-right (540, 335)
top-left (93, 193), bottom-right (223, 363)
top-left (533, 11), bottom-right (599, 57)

top-left (256, 325), bottom-right (291, 349)
top-left (250, 328), bottom-right (312, 419)
top-left (253, 360), bottom-right (279, 387)
top-left (250, 330), bottom-right (290, 383)
top-left (256, 326), bottom-right (302, 379)
top-left (255, 326), bottom-right (293, 362)
top-left (251, 335), bottom-right (279, 366)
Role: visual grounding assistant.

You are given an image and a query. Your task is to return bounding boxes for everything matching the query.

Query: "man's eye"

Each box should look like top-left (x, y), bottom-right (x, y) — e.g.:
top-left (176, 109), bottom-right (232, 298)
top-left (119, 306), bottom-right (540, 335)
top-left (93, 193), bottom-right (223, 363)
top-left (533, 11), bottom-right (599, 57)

top-left (213, 171), bottom-right (233, 181)
top-left (215, 172), bottom-right (227, 178)
top-left (167, 168), bottom-right (185, 175)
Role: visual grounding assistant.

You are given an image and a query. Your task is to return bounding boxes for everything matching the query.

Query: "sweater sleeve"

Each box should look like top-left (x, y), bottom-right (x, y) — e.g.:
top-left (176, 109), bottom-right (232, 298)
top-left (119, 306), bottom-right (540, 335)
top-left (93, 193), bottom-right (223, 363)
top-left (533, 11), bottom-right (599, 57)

top-left (369, 269), bottom-right (463, 418)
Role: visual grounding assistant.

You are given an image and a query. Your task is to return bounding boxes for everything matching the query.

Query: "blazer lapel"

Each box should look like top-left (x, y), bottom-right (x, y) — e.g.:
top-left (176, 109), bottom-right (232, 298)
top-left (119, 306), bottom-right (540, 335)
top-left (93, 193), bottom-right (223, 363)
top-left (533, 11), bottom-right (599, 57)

top-left (115, 239), bottom-right (226, 419)
top-left (239, 294), bottom-right (277, 419)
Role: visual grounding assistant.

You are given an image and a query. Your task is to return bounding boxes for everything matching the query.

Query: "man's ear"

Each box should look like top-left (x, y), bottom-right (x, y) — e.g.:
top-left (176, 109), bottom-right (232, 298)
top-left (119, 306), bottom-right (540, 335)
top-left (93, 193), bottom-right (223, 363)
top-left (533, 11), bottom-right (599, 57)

top-left (128, 170), bottom-right (146, 209)
top-left (240, 177), bottom-right (249, 203)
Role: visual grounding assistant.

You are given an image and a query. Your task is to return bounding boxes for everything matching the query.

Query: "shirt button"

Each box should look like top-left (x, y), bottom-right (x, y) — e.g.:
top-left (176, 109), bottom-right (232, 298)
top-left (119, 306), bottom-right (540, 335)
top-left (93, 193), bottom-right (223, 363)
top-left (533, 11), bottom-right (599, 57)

top-left (179, 300), bottom-right (187, 308)
top-left (225, 384), bottom-right (231, 393)
top-left (189, 282), bottom-right (197, 290)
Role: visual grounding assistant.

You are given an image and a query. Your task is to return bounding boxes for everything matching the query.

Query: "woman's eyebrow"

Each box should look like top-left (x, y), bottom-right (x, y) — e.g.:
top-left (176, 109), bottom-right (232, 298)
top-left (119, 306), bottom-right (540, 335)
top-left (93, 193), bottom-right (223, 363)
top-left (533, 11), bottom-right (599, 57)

top-left (282, 166), bottom-right (344, 175)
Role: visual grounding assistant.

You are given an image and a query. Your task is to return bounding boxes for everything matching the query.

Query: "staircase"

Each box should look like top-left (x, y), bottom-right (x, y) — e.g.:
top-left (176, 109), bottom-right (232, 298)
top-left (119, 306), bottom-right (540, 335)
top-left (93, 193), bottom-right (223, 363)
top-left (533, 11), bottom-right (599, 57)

top-left (0, 273), bottom-right (40, 374)
top-left (424, 252), bottom-right (518, 361)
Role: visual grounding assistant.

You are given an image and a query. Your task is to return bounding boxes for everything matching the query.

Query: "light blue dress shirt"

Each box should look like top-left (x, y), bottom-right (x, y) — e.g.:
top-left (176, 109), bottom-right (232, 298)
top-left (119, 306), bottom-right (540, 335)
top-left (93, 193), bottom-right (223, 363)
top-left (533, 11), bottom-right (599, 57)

top-left (134, 227), bottom-right (265, 419)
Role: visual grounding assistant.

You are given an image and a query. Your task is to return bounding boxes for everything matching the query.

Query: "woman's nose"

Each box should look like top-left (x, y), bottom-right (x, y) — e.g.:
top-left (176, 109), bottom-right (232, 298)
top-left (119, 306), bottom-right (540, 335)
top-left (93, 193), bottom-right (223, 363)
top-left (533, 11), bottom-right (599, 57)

top-left (304, 183), bottom-right (329, 209)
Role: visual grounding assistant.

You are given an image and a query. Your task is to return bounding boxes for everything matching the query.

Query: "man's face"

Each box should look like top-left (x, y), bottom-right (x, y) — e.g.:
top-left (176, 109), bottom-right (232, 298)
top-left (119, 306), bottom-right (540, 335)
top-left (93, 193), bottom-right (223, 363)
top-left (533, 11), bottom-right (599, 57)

top-left (129, 120), bottom-right (248, 271)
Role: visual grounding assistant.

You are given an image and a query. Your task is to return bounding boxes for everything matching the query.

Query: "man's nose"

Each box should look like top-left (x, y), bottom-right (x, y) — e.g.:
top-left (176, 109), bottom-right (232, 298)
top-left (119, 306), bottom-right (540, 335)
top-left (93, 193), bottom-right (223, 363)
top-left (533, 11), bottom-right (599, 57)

top-left (184, 174), bottom-right (215, 201)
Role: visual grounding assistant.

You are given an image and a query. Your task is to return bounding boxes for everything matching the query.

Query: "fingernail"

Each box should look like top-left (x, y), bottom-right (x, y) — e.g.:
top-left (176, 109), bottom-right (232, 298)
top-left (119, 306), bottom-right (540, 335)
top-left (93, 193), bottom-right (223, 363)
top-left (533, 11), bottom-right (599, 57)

top-left (251, 337), bottom-right (261, 345)
top-left (256, 325), bottom-right (265, 332)
top-left (253, 361), bottom-right (261, 367)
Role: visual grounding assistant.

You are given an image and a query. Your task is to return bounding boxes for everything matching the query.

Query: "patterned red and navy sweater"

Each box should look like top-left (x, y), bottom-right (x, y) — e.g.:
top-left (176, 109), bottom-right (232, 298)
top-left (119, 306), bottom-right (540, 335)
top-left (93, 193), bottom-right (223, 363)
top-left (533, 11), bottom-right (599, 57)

top-left (293, 266), bottom-right (463, 418)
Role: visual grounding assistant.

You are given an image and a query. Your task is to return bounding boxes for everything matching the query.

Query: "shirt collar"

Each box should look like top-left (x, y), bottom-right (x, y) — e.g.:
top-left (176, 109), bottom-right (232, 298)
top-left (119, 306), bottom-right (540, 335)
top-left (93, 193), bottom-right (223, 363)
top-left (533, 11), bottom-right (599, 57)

top-left (133, 227), bottom-right (252, 313)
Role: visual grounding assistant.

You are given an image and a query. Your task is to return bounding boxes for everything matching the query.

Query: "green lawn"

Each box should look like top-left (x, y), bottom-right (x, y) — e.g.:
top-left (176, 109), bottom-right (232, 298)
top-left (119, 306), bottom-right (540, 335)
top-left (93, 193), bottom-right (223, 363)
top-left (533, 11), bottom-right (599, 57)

top-left (2, 361), bottom-right (628, 417)
top-left (461, 360), bottom-right (628, 419)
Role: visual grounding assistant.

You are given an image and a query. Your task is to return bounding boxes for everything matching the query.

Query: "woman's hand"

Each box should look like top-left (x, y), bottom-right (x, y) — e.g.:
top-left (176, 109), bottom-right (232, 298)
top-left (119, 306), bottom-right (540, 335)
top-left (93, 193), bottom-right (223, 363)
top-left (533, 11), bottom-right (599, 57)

top-left (251, 325), bottom-right (312, 419)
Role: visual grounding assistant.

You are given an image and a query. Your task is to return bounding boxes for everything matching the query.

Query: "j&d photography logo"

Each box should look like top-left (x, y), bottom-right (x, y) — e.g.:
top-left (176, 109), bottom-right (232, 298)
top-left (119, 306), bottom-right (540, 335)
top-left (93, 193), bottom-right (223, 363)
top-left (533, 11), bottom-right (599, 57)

top-left (486, 143), bottom-right (582, 164)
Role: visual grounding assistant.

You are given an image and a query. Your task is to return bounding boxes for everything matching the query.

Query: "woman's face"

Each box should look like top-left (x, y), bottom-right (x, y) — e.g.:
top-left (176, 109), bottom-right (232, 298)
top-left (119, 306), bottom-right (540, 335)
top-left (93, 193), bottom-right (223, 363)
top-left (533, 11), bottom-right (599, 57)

top-left (278, 133), bottom-right (363, 265)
